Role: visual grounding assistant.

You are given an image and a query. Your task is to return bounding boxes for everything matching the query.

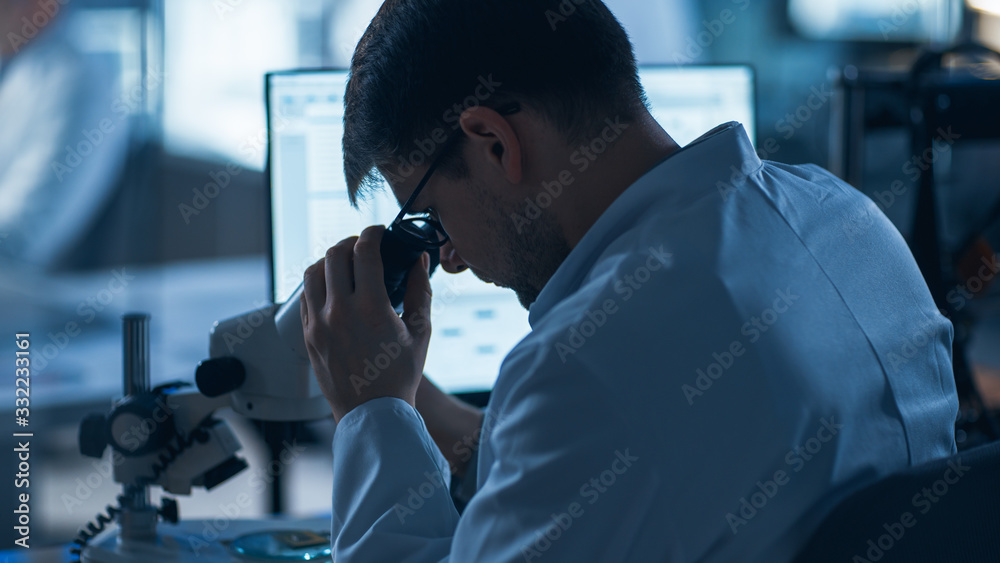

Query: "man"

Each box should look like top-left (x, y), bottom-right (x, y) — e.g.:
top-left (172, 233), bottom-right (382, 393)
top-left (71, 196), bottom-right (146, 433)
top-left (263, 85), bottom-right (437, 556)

top-left (299, 0), bottom-right (959, 560)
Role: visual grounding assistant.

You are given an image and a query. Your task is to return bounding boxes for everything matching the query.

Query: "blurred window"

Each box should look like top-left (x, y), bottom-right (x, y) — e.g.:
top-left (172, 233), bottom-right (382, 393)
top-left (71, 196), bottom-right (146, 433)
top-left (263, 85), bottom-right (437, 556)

top-left (788, 0), bottom-right (962, 42)
top-left (163, 0), bottom-right (308, 170)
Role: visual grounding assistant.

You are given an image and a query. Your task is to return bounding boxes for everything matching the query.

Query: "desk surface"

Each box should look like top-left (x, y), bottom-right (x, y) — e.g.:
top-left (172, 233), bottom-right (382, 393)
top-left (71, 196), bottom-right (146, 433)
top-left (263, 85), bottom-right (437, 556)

top-left (0, 516), bottom-right (331, 562)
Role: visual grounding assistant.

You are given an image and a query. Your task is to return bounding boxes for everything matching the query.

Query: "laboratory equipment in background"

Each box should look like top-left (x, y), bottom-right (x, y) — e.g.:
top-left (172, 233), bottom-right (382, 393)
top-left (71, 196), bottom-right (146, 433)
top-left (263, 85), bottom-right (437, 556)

top-left (831, 43), bottom-right (1000, 448)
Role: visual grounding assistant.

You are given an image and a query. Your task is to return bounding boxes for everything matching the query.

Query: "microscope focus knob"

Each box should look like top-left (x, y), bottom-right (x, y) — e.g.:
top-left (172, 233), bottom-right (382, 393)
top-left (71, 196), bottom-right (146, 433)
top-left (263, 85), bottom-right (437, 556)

top-left (159, 497), bottom-right (179, 524)
top-left (107, 394), bottom-right (176, 456)
top-left (195, 357), bottom-right (246, 398)
top-left (78, 413), bottom-right (108, 458)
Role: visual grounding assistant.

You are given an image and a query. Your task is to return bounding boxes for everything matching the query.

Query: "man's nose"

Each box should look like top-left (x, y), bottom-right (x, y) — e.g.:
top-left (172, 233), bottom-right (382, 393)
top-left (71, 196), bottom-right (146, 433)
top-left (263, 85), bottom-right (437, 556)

top-left (439, 241), bottom-right (468, 274)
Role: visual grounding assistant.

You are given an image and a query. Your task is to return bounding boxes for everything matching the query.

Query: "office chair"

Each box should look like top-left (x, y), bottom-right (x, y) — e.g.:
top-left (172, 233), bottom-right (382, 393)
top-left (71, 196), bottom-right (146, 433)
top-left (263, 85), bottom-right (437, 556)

top-left (794, 439), bottom-right (1000, 562)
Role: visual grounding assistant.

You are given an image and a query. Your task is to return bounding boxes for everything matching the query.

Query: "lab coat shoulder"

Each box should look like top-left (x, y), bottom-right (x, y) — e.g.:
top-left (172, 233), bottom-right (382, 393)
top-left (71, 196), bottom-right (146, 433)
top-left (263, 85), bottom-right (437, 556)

top-left (517, 211), bottom-right (747, 404)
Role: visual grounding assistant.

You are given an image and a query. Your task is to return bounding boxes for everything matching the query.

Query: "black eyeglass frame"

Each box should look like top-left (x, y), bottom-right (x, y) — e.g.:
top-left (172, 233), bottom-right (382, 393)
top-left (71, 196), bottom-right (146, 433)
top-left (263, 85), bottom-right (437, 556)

top-left (390, 102), bottom-right (522, 248)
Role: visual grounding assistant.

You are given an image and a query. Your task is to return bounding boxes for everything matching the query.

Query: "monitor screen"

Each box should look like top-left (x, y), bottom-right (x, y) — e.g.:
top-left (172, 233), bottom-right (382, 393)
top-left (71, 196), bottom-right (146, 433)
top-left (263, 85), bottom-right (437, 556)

top-left (640, 65), bottom-right (755, 148)
top-left (266, 65), bottom-right (756, 394)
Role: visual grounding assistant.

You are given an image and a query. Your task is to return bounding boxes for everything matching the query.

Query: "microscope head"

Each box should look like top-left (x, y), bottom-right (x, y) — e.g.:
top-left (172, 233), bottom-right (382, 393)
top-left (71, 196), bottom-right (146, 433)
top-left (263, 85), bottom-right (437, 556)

top-left (195, 224), bottom-right (439, 421)
top-left (196, 283), bottom-right (330, 421)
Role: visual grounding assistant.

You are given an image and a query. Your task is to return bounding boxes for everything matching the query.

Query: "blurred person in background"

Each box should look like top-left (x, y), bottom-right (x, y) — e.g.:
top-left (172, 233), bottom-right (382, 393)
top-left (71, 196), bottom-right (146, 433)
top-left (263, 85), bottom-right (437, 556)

top-left (0, 0), bottom-right (128, 271)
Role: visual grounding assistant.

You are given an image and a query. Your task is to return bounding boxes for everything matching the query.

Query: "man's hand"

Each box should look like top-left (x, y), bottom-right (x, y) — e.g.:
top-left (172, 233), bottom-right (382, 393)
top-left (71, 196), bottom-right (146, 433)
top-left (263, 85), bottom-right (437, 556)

top-left (300, 225), bottom-right (433, 423)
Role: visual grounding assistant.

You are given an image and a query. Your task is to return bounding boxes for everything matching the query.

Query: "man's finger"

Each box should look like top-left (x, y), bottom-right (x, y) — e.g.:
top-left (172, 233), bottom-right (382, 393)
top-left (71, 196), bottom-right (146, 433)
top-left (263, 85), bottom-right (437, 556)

top-left (299, 289), bottom-right (309, 329)
top-left (353, 225), bottom-right (386, 302)
top-left (326, 237), bottom-right (358, 302)
top-left (302, 259), bottom-right (327, 321)
top-left (402, 252), bottom-right (433, 336)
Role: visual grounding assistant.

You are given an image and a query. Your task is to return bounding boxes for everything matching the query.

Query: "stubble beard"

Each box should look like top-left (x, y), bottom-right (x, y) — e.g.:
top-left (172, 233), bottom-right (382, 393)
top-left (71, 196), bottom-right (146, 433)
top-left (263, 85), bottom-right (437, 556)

top-left (474, 186), bottom-right (571, 310)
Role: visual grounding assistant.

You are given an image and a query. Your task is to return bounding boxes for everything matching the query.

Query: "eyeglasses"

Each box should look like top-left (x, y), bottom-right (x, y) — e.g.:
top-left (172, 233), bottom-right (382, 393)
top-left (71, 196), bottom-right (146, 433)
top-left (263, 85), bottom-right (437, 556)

top-left (389, 102), bottom-right (522, 249)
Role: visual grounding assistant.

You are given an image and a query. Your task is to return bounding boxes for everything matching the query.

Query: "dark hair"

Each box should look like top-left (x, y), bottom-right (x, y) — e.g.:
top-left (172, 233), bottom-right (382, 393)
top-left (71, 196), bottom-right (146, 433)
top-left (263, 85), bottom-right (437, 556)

top-left (343, 0), bottom-right (645, 206)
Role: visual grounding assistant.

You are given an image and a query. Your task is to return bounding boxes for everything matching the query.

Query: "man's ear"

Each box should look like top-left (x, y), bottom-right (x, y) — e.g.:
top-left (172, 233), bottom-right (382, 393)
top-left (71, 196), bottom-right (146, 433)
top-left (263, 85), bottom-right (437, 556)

top-left (458, 106), bottom-right (523, 184)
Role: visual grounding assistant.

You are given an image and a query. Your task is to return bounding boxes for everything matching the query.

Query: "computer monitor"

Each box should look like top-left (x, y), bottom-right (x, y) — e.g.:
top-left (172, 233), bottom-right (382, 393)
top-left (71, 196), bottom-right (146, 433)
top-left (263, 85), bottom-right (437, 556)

top-left (639, 65), bottom-right (756, 148)
top-left (265, 65), bottom-right (756, 394)
top-left (265, 70), bottom-right (530, 395)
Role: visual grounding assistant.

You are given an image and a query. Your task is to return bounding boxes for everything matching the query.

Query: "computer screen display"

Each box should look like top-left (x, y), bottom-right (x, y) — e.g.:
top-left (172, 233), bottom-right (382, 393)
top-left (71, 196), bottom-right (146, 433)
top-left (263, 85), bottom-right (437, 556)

top-left (266, 65), bottom-right (756, 393)
top-left (640, 65), bottom-right (755, 148)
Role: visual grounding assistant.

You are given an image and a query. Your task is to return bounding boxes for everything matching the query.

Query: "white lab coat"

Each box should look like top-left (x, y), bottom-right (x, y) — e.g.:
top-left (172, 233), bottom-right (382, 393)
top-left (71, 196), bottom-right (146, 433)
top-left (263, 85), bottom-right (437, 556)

top-left (330, 123), bottom-right (958, 562)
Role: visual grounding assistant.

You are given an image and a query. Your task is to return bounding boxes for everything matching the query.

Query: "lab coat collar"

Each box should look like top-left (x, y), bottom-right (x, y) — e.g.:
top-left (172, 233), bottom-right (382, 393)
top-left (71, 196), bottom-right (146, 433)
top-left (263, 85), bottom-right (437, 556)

top-left (527, 122), bottom-right (761, 327)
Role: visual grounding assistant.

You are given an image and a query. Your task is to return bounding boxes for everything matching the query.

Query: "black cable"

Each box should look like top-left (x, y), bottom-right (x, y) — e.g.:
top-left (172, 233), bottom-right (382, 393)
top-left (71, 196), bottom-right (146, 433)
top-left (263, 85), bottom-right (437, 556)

top-left (67, 494), bottom-right (125, 560)
top-left (67, 415), bottom-right (216, 561)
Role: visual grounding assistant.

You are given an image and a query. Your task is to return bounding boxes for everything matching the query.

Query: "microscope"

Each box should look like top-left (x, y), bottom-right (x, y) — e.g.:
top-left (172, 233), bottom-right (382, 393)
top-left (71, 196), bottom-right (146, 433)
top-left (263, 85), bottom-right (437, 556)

top-left (72, 225), bottom-right (440, 562)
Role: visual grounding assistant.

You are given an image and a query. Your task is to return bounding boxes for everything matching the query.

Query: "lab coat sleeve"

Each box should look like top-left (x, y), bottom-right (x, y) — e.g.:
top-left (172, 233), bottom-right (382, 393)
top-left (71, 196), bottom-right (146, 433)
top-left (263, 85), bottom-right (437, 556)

top-left (331, 396), bottom-right (459, 562)
top-left (331, 350), bottom-right (664, 562)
